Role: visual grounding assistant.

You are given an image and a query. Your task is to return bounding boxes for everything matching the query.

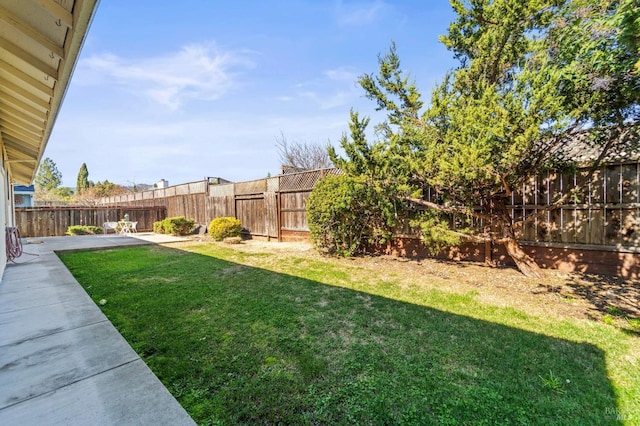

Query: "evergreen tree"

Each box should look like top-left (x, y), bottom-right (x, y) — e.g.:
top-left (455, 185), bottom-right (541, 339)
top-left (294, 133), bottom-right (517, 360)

top-left (76, 163), bottom-right (89, 194)
top-left (34, 157), bottom-right (62, 192)
top-left (330, 0), bottom-right (639, 277)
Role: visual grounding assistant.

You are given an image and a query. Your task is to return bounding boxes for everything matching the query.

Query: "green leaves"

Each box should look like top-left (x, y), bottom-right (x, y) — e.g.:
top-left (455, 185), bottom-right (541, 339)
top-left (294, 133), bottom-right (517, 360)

top-left (306, 175), bottom-right (395, 256)
top-left (326, 0), bottom-right (638, 274)
top-left (35, 157), bottom-right (62, 191)
top-left (545, 0), bottom-right (640, 125)
top-left (76, 163), bottom-right (90, 195)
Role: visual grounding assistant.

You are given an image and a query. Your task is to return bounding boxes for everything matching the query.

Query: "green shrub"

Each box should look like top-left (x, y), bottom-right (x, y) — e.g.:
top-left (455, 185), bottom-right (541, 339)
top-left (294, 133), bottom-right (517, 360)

top-left (153, 216), bottom-right (195, 236)
top-left (306, 174), bottom-right (394, 256)
top-left (208, 217), bottom-right (242, 241)
top-left (67, 225), bottom-right (103, 236)
top-left (153, 220), bottom-right (165, 234)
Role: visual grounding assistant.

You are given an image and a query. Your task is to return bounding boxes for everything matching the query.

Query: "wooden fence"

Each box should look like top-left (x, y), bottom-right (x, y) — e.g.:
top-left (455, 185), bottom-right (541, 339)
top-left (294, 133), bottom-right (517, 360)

top-left (510, 163), bottom-right (640, 247)
top-left (13, 165), bottom-right (639, 277)
top-left (15, 206), bottom-right (166, 237)
top-left (96, 170), bottom-right (339, 241)
top-left (19, 164), bottom-right (638, 250)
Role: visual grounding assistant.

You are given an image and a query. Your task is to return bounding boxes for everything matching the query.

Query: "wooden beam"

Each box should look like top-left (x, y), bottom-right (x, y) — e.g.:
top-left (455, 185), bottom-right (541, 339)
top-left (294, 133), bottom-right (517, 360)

top-left (35, 0), bottom-right (74, 29)
top-left (0, 90), bottom-right (48, 120)
top-left (2, 138), bottom-right (41, 161)
top-left (0, 60), bottom-right (54, 98)
top-left (0, 121), bottom-right (43, 143)
top-left (3, 132), bottom-right (40, 154)
top-left (4, 147), bottom-right (38, 161)
top-left (0, 38), bottom-right (58, 82)
top-left (0, 77), bottom-right (51, 112)
top-left (0, 97), bottom-right (47, 123)
top-left (0, 5), bottom-right (64, 59)
top-left (0, 102), bottom-right (45, 129)
top-left (0, 114), bottom-right (44, 135)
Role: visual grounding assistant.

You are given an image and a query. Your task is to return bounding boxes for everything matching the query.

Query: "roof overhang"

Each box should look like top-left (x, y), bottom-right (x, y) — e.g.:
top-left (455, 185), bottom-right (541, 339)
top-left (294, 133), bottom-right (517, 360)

top-left (0, 0), bottom-right (99, 185)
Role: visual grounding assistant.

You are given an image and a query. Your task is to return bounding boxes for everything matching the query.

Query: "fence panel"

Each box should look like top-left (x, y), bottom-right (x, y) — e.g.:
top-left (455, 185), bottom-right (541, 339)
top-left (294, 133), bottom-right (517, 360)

top-left (207, 196), bottom-right (235, 219)
top-left (235, 179), bottom-right (267, 195)
top-left (15, 207), bottom-right (166, 237)
top-left (236, 196), bottom-right (266, 236)
top-left (82, 165), bottom-right (637, 247)
top-left (209, 183), bottom-right (234, 197)
top-left (280, 191), bottom-right (310, 231)
top-left (265, 192), bottom-right (279, 239)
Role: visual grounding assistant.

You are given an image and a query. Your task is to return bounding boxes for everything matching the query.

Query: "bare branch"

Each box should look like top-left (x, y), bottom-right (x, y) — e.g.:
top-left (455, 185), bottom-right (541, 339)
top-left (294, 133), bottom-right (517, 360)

top-left (276, 132), bottom-right (333, 171)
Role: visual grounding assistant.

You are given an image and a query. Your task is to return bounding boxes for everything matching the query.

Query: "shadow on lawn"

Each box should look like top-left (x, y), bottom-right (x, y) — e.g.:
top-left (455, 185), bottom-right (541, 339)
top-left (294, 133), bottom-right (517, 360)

top-left (60, 244), bottom-right (624, 425)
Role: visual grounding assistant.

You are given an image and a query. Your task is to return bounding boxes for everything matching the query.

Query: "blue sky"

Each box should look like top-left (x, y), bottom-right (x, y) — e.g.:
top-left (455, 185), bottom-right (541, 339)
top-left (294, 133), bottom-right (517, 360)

top-left (47, 1), bottom-right (457, 187)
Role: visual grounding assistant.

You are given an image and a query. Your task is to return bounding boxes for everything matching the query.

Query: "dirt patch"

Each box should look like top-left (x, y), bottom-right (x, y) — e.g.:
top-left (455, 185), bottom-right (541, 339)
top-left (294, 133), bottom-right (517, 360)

top-left (179, 237), bottom-right (640, 322)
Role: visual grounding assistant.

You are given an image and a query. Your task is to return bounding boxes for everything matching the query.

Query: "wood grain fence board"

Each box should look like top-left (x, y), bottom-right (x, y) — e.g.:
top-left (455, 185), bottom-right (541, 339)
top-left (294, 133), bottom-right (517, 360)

top-left (605, 165), bottom-right (621, 204)
top-left (206, 195), bottom-right (235, 220)
top-left (536, 174), bottom-right (547, 205)
top-left (280, 191), bottom-right (310, 231)
top-left (561, 208), bottom-right (575, 243)
top-left (574, 208), bottom-right (590, 244)
top-left (235, 179), bottom-right (267, 195)
top-left (621, 208), bottom-right (640, 246)
top-left (208, 183), bottom-right (235, 197)
top-left (236, 197), bottom-right (266, 235)
top-left (621, 163), bottom-right (638, 203)
top-left (605, 208), bottom-right (622, 245)
top-left (591, 169), bottom-right (604, 203)
top-left (575, 170), bottom-right (590, 204)
top-left (265, 192), bottom-right (278, 239)
top-left (590, 208), bottom-right (604, 245)
top-left (548, 171), bottom-right (563, 204)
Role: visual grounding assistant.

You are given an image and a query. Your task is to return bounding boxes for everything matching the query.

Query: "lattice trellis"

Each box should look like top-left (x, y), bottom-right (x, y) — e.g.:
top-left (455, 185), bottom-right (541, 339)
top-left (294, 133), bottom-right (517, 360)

top-left (266, 177), bottom-right (279, 192)
top-left (279, 168), bottom-right (341, 191)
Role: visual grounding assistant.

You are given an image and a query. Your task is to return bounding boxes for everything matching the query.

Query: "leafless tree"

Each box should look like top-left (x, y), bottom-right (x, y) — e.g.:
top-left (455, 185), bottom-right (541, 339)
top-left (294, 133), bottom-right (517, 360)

top-left (276, 132), bottom-right (333, 172)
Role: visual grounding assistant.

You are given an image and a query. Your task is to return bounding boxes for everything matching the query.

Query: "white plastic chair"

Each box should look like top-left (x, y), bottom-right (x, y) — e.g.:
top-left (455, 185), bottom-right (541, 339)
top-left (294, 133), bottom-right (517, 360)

top-left (103, 222), bottom-right (119, 234)
top-left (130, 222), bottom-right (138, 232)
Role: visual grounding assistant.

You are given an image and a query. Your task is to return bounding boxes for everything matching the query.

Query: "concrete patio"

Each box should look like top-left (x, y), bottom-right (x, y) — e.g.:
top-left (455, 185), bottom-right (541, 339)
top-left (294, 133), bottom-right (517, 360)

top-left (0, 233), bottom-right (196, 425)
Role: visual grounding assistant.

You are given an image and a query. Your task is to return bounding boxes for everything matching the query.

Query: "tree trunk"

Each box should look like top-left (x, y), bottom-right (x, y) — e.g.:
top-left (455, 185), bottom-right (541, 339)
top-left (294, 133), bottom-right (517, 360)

top-left (492, 196), bottom-right (543, 278)
top-left (503, 235), bottom-right (543, 278)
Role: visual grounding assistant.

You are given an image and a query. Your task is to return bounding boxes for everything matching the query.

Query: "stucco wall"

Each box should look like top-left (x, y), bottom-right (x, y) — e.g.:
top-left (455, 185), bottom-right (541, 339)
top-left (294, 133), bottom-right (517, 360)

top-left (0, 163), bottom-right (10, 278)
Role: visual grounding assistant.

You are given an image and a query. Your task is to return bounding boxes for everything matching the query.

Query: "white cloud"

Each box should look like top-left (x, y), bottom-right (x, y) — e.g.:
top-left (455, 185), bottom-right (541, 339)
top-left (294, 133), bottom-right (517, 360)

top-left (324, 67), bottom-right (359, 82)
top-left (288, 66), bottom-right (360, 110)
top-left (334, 0), bottom-right (388, 26)
top-left (79, 43), bottom-right (255, 110)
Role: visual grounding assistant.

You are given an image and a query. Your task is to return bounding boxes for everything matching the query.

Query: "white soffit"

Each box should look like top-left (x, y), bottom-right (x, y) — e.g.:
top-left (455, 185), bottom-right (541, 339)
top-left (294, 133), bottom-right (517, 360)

top-left (0, 0), bottom-right (99, 184)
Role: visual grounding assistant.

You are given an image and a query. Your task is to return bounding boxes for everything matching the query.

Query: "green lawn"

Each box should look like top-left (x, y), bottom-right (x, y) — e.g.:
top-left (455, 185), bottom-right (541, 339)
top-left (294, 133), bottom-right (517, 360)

top-left (59, 243), bottom-right (639, 425)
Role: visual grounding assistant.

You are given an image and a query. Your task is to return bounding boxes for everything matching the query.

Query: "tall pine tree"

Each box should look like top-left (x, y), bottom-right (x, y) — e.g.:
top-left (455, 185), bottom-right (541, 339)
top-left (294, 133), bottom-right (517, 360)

top-left (76, 163), bottom-right (89, 195)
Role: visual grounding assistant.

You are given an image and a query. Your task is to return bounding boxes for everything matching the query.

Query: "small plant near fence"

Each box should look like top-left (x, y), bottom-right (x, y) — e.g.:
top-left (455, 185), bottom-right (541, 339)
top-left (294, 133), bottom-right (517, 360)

top-left (66, 225), bottom-right (103, 236)
top-left (153, 216), bottom-right (195, 236)
top-left (208, 217), bottom-right (242, 241)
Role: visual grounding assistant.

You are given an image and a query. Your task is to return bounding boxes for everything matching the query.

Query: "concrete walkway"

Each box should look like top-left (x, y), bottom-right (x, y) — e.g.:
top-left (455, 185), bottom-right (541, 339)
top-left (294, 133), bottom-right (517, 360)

top-left (0, 233), bottom-right (196, 425)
